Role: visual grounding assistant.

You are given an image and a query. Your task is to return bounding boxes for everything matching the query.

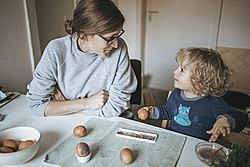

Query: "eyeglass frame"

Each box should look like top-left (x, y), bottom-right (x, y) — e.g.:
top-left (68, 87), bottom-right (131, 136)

top-left (98, 29), bottom-right (125, 45)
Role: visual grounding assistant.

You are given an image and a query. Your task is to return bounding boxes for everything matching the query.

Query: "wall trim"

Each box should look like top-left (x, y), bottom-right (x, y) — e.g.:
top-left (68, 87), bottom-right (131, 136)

top-left (23, 0), bottom-right (35, 73)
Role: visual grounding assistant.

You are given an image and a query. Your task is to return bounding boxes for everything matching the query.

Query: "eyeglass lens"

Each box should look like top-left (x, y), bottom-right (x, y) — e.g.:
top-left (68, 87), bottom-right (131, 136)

top-left (107, 29), bottom-right (125, 45)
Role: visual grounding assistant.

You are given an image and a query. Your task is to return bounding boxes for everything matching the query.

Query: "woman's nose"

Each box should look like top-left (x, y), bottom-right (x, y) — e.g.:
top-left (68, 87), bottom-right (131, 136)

top-left (110, 40), bottom-right (118, 48)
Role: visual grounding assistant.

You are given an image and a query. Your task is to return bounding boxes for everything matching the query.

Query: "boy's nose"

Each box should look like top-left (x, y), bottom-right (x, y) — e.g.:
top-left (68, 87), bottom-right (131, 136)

top-left (174, 69), bottom-right (178, 74)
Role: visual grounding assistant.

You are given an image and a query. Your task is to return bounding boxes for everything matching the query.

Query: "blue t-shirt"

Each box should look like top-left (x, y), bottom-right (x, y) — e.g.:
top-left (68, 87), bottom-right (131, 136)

top-left (153, 88), bottom-right (246, 141)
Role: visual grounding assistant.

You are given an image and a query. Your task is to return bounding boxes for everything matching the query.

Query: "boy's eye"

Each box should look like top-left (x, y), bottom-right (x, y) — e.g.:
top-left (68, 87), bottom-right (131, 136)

top-left (180, 68), bottom-right (184, 72)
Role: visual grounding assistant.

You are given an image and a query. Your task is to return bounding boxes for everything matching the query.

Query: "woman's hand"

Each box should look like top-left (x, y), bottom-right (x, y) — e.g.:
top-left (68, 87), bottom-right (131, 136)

top-left (47, 88), bottom-right (109, 116)
top-left (85, 90), bottom-right (109, 110)
top-left (51, 85), bottom-right (66, 101)
top-left (206, 117), bottom-right (231, 142)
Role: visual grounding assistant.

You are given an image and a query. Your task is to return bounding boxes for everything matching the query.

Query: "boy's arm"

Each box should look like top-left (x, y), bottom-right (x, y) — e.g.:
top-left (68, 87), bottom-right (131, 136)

top-left (217, 114), bottom-right (235, 130)
top-left (207, 99), bottom-right (247, 142)
top-left (222, 108), bottom-right (247, 132)
top-left (153, 90), bottom-right (176, 120)
top-left (149, 107), bottom-right (159, 119)
top-left (140, 89), bottom-right (177, 120)
top-left (207, 117), bottom-right (231, 142)
top-left (137, 106), bottom-right (159, 119)
top-left (137, 106), bottom-right (168, 120)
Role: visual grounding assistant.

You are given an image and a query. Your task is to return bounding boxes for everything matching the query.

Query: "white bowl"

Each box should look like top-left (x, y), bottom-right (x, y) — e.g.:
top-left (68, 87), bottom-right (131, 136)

top-left (0, 127), bottom-right (40, 165)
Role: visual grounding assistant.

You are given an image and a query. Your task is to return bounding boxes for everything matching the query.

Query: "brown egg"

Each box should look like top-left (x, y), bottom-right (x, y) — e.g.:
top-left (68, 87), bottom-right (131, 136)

top-left (73, 125), bottom-right (87, 138)
top-left (2, 139), bottom-right (18, 151)
top-left (138, 108), bottom-right (149, 120)
top-left (0, 146), bottom-right (14, 153)
top-left (120, 148), bottom-right (133, 165)
top-left (75, 142), bottom-right (90, 157)
top-left (18, 140), bottom-right (35, 151)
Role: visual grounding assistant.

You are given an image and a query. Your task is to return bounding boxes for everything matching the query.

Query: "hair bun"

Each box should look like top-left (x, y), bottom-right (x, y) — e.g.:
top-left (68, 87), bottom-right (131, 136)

top-left (64, 19), bottom-right (75, 35)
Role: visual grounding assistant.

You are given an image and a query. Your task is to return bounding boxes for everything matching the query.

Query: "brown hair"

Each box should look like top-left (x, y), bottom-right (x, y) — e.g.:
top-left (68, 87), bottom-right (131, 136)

top-left (65, 0), bottom-right (125, 36)
top-left (175, 47), bottom-right (232, 97)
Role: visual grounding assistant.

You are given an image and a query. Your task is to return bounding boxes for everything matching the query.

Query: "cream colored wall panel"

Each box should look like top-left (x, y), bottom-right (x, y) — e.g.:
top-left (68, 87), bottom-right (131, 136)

top-left (217, 47), bottom-right (250, 96)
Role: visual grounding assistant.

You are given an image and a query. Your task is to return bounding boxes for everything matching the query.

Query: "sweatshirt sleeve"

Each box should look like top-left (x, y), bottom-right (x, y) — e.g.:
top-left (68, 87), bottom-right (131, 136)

top-left (213, 98), bottom-right (246, 132)
top-left (153, 89), bottom-right (177, 120)
top-left (26, 41), bottom-right (58, 117)
top-left (224, 108), bottom-right (246, 132)
top-left (83, 39), bottom-right (138, 117)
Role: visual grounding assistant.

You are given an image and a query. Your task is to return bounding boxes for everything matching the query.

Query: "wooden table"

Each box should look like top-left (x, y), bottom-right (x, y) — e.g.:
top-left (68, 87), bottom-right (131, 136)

top-left (0, 95), bottom-right (208, 167)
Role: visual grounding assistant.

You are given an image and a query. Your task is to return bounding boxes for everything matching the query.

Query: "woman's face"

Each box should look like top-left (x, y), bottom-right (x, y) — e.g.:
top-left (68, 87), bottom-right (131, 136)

top-left (79, 27), bottom-right (124, 57)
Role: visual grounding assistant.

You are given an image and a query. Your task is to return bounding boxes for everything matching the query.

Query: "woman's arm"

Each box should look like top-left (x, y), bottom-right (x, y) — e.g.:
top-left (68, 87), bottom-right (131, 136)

top-left (45, 90), bottom-right (109, 116)
top-left (27, 39), bottom-right (111, 117)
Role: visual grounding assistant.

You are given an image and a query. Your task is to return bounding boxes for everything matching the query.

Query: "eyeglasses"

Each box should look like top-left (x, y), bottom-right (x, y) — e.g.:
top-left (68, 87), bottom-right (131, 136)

top-left (98, 29), bottom-right (125, 45)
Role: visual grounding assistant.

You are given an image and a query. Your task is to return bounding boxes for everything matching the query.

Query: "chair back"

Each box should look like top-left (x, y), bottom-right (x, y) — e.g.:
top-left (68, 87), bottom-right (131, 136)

top-left (161, 91), bottom-right (172, 129)
top-left (119, 59), bottom-right (141, 119)
top-left (130, 59), bottom-right (141, 105)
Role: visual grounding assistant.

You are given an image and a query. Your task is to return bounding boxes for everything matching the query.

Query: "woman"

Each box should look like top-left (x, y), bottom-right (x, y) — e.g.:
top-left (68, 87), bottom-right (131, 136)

top-left (26, 0), bottom-right (137, 117)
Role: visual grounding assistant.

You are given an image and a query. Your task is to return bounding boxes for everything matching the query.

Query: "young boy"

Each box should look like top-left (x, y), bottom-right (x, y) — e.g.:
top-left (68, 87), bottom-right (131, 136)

top-left (138, 47), bottom-right (246, 142)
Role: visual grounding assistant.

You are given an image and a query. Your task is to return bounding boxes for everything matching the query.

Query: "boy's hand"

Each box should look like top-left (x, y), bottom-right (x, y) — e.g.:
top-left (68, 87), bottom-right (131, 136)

top-left (206, 117), bottom-right (231, 142)
top-left (137, 107), bottom-right (153, 120)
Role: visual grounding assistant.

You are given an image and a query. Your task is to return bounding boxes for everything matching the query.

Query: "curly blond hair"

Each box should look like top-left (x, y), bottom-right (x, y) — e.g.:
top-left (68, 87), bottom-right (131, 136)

top-left (175, 47), bottom-right (232, 97)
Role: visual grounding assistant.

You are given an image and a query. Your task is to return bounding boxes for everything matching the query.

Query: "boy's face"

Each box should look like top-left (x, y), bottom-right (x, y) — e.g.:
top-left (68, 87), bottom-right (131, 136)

top-left (173, 58), bottom-right (194, 95)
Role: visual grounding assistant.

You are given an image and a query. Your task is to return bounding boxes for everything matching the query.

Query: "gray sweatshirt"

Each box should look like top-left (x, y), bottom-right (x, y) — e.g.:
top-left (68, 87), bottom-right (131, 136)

top-left (26, 35), bottom-right (137, 117)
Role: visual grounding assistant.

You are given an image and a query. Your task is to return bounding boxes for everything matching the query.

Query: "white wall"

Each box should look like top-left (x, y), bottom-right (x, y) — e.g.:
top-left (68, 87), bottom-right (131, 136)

top-left (34, 0), bottom-right (143, 60)
top-left (116, 0), bottom-right (144, 60)
top-left (118, 0), bottom-right (250, 91)
top-left (144, 0), bottom-right (222, 90)
top-left (216, 0), bottom-right (250, 95)
top-left (0, 0), bottom-right (249, 94)
top-left (35, 0), bottom-right (75, 53)
top-left (217, 0), bottom-right (250, 49)
top-left (0, 0), bottom-right (34, 94)
top-left (26, 0), bottom-right (41, 66)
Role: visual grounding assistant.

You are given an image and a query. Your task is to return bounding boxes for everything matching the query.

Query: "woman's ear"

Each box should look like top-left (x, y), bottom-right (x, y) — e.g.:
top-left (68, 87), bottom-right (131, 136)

top-left (79, 34), bottom-right (88, 40)
top-left (79, 29), bottom-right (89, 39)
